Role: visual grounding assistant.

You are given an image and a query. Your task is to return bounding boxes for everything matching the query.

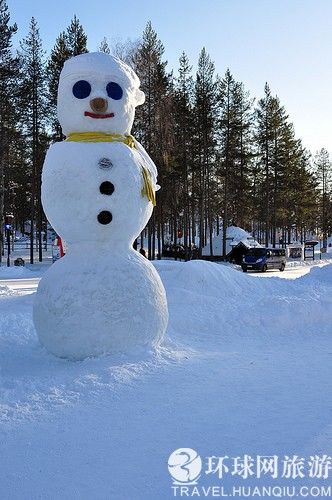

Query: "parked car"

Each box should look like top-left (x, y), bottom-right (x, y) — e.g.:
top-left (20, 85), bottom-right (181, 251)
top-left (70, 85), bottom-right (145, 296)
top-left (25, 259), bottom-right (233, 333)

top-left (241, 247), bottom-right (286, 273)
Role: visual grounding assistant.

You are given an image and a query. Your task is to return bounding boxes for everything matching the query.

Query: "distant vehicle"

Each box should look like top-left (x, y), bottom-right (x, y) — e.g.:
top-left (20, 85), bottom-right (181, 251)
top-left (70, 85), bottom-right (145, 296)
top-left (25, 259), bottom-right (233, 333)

top-left (241, 247), bottom-right (286, 273)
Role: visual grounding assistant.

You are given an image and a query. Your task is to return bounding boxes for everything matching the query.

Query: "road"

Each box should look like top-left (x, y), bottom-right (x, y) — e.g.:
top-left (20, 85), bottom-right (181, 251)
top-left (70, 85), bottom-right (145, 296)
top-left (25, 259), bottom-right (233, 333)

top-left (245, 262), bottom-right (330, 280)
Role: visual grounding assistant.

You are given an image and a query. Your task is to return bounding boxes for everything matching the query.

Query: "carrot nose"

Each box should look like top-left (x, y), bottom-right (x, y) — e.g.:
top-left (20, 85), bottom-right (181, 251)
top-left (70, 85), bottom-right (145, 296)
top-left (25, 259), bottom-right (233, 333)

top-left (90, 97), bottom-right (108, 113)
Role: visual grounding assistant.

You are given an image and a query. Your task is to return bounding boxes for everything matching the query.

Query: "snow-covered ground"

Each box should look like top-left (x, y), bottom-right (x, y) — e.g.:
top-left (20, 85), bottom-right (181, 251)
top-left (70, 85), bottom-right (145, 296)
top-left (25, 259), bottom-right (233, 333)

top-left (0, 259), bottom-right (331, 499)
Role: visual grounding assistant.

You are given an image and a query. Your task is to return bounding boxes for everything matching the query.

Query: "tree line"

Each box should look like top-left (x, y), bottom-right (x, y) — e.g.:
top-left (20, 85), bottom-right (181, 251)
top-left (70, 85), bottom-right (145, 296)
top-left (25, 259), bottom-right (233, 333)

top-left (0, 0), bottom-right (331, 263)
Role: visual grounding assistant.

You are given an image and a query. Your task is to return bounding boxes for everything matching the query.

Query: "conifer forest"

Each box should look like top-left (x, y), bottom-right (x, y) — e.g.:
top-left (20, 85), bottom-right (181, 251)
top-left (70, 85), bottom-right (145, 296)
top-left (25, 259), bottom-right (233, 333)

top-left (0, 0), bottom-right (331, 262)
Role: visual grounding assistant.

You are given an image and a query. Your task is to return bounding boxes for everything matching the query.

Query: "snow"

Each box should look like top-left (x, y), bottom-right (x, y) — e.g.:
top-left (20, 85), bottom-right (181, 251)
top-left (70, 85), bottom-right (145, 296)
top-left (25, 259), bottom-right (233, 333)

top-left (0, 265), bottom-right (41, 280)
top-left (0, 260), bottom-right (331, 498)
top-left (34, 250), bottom-right (168, 359)
top-left (202, 225), bottom-right (261, 256)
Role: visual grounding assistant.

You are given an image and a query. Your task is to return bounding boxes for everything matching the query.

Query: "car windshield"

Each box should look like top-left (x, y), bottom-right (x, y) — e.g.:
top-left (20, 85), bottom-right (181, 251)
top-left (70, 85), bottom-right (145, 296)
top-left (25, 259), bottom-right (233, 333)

top-left (246, 248), bottom-right (267, 257)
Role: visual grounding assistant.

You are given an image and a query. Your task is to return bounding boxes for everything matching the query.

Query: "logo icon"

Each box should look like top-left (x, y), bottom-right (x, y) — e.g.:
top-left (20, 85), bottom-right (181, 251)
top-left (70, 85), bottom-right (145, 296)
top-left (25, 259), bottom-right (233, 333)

top-left (168, 448), bottom-right (202, 484)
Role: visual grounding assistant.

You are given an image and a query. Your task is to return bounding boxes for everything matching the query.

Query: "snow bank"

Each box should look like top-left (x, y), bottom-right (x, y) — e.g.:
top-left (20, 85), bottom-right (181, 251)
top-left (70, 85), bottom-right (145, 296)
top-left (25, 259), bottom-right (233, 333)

top-left (0, 265), bottom-right (37, 279)
top-left (302, 262), bottom-right (332, 284)
top-left (153, 259), bottom-right (332, 351)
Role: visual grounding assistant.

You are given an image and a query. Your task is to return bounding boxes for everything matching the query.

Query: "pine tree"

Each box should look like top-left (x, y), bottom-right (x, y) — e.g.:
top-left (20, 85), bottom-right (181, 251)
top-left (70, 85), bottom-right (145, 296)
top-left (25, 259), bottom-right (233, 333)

top-left (4, 133), bottom-right (30, 233)
top-left (47, 32), bottom-right (70, 140)
top-left (255, 83), bottom-right (274, 246)
top-left (287, 149), bottom-right (318, 243)
top-left (233, 82), bottom-right (254, 228)
top-left (254, 84), bottom-right (318, 247)
top-left (0, 0), bottom-right (18, 263)
top-left (268, 98), bottom-right (290, 246)
top-left (18, 17), bottom-right (48, 263)
top-left (66, 15), bottom-right (88, 56)
top-left (173, 52), bottom-right (195, 254)
top-left (216, 71), bottom-right (254, 256)
top-left (217, 69), bottom-right (233, 257)
top-left (193, 48), bottom-right (217, 255)
top-left (99, 37), bottom-right (110, 54)
top-left (133, 21), bottom-right (171, 259)
top-left (314, 148), bottom-right (332, 247)
top-left (47, 16), bottom-right (88, 140)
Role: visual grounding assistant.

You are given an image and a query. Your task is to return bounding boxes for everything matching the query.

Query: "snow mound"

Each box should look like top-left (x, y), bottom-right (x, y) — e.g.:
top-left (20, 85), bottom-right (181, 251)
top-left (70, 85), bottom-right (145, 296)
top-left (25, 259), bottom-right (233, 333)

top-left (155, 260), bottom-right (332, 347)
top-left (227, 225), bottom-right (254, 240)
top-left (302, 262), bottom-right (332, 284)
top-left (168, 259), bottom-right (256, 298)
top-left (0, 266), bottom-right (35, 279)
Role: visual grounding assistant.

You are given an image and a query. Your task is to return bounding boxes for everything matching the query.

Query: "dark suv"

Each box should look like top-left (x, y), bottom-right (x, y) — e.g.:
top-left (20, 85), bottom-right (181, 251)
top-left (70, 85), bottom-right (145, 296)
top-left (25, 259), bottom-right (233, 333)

top-left (242, 248), bottom-right (286, 273)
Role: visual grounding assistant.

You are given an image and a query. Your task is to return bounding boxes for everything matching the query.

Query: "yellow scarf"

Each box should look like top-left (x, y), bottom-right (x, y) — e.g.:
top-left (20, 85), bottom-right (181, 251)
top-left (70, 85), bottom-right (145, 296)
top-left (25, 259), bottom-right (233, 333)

top-left (66, 132), bottom-right (156, 206)
top-left (66, 131), bottom-right (136, 148)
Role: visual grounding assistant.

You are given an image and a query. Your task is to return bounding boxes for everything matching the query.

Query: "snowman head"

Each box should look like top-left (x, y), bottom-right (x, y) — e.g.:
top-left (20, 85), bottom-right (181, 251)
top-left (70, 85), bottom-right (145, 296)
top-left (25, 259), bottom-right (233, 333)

top-left (57, 52), bottom-right (145, 136)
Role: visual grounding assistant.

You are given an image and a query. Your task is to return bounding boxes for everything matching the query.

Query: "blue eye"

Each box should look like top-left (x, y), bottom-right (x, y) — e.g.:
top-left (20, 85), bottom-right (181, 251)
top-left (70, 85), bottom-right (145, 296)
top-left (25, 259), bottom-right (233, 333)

top-left (72, 80), bottom-right (91, 99)
top-left (106, 82), bottom-right (123, 100)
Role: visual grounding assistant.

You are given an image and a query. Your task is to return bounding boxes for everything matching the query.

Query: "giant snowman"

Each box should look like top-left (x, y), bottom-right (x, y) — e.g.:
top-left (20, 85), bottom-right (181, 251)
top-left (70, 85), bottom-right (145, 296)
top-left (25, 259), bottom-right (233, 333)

top-left (33, 52), bottom-right (168, 360)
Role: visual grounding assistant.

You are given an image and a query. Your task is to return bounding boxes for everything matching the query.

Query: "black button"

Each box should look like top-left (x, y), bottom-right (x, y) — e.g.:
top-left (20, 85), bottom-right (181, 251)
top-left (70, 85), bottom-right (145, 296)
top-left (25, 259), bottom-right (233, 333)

top-left (97, 211), bottom-right (112, 225)
top-left (100, 181), bottom-right (114, 195)
top-left (98, 158), bottom-right (113, 169)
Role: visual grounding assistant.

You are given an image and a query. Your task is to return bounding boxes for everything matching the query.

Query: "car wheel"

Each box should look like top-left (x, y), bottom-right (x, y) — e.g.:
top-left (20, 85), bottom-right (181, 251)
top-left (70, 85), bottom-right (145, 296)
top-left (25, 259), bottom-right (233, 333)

top-left (280, 263), bottom-right (285, 272)
top-left (242, 267), bottom-right (247, 272)
top-left (262, 264), bottom-right (267, 273)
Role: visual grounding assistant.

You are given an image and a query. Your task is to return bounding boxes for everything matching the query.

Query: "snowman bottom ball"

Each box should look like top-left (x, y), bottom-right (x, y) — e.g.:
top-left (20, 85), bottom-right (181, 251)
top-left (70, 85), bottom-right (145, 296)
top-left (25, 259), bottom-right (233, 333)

top-left (33, 250), bottom-right (168, 360)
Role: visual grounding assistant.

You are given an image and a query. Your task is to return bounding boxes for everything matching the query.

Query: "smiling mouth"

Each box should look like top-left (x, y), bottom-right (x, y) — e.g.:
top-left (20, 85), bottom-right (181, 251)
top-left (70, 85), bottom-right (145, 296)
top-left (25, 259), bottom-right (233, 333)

top-left (84, 111), bottom-right (115, 119)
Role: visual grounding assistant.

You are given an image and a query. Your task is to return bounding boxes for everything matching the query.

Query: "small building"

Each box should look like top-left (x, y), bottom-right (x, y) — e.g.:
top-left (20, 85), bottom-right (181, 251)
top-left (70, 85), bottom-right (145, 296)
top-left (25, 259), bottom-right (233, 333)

top-left (202, 226), bottom-right (261, 263)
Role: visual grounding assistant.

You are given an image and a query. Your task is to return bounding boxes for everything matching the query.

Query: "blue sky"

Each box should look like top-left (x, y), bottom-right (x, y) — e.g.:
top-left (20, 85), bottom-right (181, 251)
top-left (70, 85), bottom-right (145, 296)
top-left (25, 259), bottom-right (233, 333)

top-left (8, 0), bottom-right (332, 155)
